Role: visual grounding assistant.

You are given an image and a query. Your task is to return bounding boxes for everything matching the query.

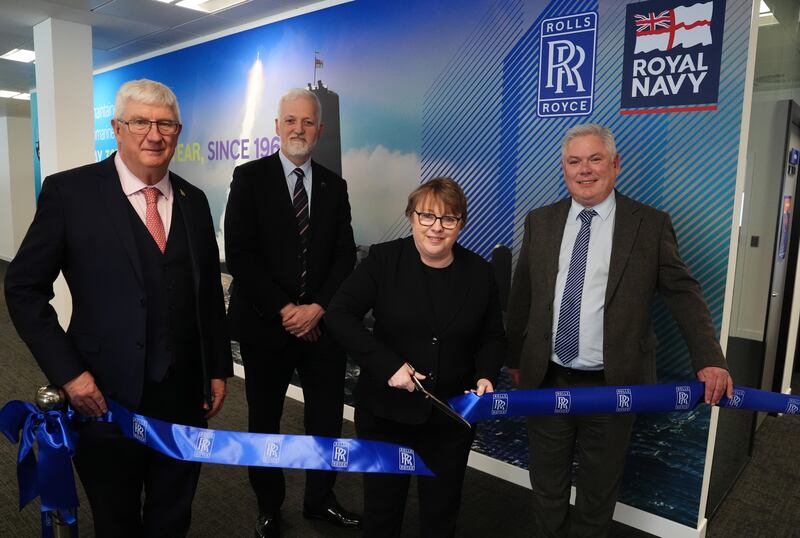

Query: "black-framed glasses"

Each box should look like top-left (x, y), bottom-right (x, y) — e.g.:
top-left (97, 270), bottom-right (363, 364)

top-left (117, 118), bottom-right (182, 135)
top-left (414, 211), bottom-right (462, 230)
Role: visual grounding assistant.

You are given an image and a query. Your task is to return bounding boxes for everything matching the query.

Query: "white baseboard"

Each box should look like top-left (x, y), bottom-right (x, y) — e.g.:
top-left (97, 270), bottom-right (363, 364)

top-left (233, 366), bottom-right (703, 537)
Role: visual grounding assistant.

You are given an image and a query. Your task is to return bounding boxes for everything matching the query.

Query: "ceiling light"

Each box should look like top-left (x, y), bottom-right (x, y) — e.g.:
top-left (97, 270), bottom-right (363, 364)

top-left (759, 1), bottom-right (771, 15)
top-left (12, 93), bottom-right (31, 101)
top-left (153, 0), bottom-right (176, 3)
top-left (175, 0), bottom-right (249, 14)
top-left (0, 90), bottom-right (21, 98)
top-left (0, 49), bottom-right (35, 63)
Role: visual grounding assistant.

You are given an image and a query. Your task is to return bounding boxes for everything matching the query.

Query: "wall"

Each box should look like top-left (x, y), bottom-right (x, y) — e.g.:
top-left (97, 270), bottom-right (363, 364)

top-left (730, 100), bottom-right (791, 340)
top-left (0, 115), bottom-right (35, 261)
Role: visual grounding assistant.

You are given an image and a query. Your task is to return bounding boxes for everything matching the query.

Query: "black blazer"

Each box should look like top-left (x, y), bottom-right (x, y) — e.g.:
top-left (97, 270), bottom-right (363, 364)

top-left (224, 151), bottom-right (356, 346)
top-left (325, 237), bottom-right (506, 424)
top-left (506, 192), bottom-right (726, 388)
top-left (4, 154), bottom-right (232, 409)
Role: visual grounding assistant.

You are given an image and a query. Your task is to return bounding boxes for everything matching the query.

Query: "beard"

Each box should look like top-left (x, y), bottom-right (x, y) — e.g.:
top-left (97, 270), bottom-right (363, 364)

top-left (283, 137), bottom-right (316, 160)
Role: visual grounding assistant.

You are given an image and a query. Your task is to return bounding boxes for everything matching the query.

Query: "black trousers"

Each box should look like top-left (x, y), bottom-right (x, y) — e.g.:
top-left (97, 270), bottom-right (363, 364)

top-left (526, 363), bottom-right (636, 538)
top-left (240, 335), bottom-right (346, 514)
top-left (73, 369), bottom-right (206, 537)
top-left (355, 405), bottom-right (475, 538)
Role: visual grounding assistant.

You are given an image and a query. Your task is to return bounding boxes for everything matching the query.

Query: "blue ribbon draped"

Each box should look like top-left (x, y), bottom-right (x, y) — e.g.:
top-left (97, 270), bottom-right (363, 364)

top-left (105, 400), bottom-right (434, 476)
top-left (5, 382), bottom-right (799, 536)
top-left (0, 400), bottom-right (78, 537)
top-left (448, 381), bottom-right (800, 423)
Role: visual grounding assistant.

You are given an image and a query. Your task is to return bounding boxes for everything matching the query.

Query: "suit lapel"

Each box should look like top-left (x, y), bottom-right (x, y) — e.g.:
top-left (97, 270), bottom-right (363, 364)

top-left (96, 154), bottom-right (144, 286)
top-left (309, 161), bottom-right (327, 241)
top-left (605, 192), bottom-right (641, 305)
top-left (542, 198), bottom-right (571, 303)
top-left (171, 175), bottom-right (200, 276)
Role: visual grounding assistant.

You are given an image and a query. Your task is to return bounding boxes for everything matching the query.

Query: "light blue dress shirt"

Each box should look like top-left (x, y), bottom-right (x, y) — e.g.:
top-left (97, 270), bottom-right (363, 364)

top-left (551, 191), bottom-right (616, 370)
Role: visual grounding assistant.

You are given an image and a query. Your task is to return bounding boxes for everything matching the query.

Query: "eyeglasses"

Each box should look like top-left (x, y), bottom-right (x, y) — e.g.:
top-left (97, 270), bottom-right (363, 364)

top-left (117, 118), bottom-right (182, 135)
top-left (414, 211), bottom-right (462, 230)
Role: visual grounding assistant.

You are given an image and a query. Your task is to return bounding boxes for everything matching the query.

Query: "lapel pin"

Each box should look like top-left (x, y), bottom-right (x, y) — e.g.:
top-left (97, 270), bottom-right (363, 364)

top-left (180, 188), bottom-right (186, 197)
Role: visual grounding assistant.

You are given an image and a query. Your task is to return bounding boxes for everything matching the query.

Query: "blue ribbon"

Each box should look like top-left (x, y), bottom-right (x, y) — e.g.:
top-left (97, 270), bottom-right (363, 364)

top-left (105, 401), bottom-right (433, 476)
top-left (448, 381), bottom-right (800, 423)
top-left (0, 400), bottom-right (78, 536)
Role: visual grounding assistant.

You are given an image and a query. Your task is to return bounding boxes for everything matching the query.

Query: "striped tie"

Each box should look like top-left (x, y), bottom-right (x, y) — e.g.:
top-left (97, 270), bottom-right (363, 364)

top-left (292, 168), bottom-right (309, 300)
top-left (553, 209), bottom-right (597, 365)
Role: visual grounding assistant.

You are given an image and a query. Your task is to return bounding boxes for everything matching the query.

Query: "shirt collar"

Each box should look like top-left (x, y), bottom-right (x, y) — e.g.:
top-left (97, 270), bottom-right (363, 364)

top-left (569, 190), bottom-right (616, 222)
top-left (278, 150), bottom-right (312, 180)
top-left (115, 152), bottom-right (172, 199)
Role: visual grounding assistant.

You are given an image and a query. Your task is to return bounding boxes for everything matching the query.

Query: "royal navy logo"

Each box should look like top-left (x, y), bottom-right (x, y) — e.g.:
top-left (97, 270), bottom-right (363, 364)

top-left (785, 398), bottom-right (800, 415)
top-left (491, 393), bottom-right (509, 416)
top-left (132, 416), bottom-right (147, 443)
top-left (616, 389), bottom-right (633, 412)
top-left (537, 12), bottom-right (597, 118)
top-left (621, 0), bottom-right (726, 114)
top-left (263, 437), bottom-right (283, 464)
top-left (398, 447), bottom-right (416, 471)
top-left (331, 440), bottom-right (350, 469)
top-left (675, 385), bottom-right (692, 410)
top-left (554, 390), bottom-right (572, 414)
top-left (727, 389), bottom-right (745, 408)
top-left (194, 431), bottom-right (215, 458)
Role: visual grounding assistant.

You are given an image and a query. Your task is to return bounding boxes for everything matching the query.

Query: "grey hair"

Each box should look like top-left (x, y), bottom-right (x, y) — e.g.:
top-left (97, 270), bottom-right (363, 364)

top-left (115, 79), bottom-right (181, 123)
top-left (278, 88), bottom-right (322, 123)
top-left (560, 124), bottom-right (617, 159)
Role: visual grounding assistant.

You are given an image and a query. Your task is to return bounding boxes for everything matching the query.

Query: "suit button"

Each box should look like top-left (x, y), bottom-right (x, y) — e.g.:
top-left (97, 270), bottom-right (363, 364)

top-left (136, 341), bottom-right (144, 350)
top-left (431, 337), bottom-right (438, 344)
top-left (428, 372), bottom-right (435, 381)
top-left (544, 333), bottom-right (549, 340)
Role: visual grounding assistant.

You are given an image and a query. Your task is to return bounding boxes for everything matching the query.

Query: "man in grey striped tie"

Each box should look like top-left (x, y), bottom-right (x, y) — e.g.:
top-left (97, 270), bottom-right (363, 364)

top-left (505, 124), bottom-right (733, 537)
top-left (225, 89), bottom-right (360, 537)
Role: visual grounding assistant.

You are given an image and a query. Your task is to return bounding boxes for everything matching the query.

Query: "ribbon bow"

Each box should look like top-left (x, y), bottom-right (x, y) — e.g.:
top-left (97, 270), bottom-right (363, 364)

top-left (0, 400), bottom-right (78, 528)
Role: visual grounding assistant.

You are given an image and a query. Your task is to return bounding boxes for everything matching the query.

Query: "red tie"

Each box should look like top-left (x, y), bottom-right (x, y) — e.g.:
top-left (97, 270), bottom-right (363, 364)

top-left (142, 187), bottom-right (167, 253)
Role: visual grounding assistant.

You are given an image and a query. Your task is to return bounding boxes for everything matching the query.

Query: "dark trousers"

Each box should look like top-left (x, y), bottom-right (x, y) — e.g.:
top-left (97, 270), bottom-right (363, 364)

top-left (355, 406), bottom-right (475, 538)
top-left (240, 335), bottom-right (346, 514)
top-left (526, 363), bottom-right (636, 538)
top-left (73, 371), bottom-right (205, 537)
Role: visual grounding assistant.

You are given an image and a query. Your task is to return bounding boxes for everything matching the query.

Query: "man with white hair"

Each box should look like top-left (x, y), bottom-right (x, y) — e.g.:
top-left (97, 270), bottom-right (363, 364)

top-left (225, 88), bottom-right (359, 537)
top-left (5, 79), bottom-right (232, 536)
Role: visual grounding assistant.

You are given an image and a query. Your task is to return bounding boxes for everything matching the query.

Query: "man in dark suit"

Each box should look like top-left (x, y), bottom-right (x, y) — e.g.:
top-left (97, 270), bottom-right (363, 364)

top-left (224, 88), bottom-right (359, 537)
top-left (506, 124), bottom-right (733, 537)
top-left (4, 79), bottom-right (232, 537)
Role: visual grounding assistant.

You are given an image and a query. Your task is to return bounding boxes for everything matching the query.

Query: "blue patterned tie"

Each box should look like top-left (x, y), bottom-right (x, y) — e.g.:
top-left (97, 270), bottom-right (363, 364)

top-left (292, 168), bottom-right (309, 299)
top-left (554, 209), bottom-right (597, 365)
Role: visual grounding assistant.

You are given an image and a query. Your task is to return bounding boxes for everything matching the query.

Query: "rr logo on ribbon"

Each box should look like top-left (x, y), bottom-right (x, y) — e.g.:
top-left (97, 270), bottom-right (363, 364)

top-left (331, 440), bottom-right (350, 468)
top-left (491, 393), bottom-right (509, 415)
top-left (675, 385), bottom-right (692, 410)
top-left (132, 417), bottom-right (147, 442)
top-left (728, 389), bottom-right (746, 408)
top-left (554, 391), bottom-right (572, 414)
top-left (194, 431), bottom-right (215, 458)
top-left (398, 447), bottom-right (416, 471)
top-left (785, 399), bottom-right (800, 415)
top-left (263, 437), bottom-right (282, 464)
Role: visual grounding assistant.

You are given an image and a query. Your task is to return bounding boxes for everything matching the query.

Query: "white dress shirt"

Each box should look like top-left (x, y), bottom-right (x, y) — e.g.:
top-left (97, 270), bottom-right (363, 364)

top-left (115, 152), bottom-right (173, 236)
top-left (551, 191), bottom-right (616, 370)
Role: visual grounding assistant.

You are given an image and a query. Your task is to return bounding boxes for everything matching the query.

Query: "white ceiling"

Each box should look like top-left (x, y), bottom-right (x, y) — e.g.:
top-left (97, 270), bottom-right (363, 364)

top-left (0, 0), bottom-right (325, 116)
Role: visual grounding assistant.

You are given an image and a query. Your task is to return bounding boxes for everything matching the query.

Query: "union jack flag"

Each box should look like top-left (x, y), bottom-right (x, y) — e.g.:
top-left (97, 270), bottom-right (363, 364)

top-left (635, 10), bottom-right (672, 33)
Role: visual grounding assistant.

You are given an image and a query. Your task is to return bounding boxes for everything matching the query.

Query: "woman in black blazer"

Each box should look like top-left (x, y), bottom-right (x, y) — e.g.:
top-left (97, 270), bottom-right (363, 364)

top-left (325, 177), bottom-right (506, 537)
